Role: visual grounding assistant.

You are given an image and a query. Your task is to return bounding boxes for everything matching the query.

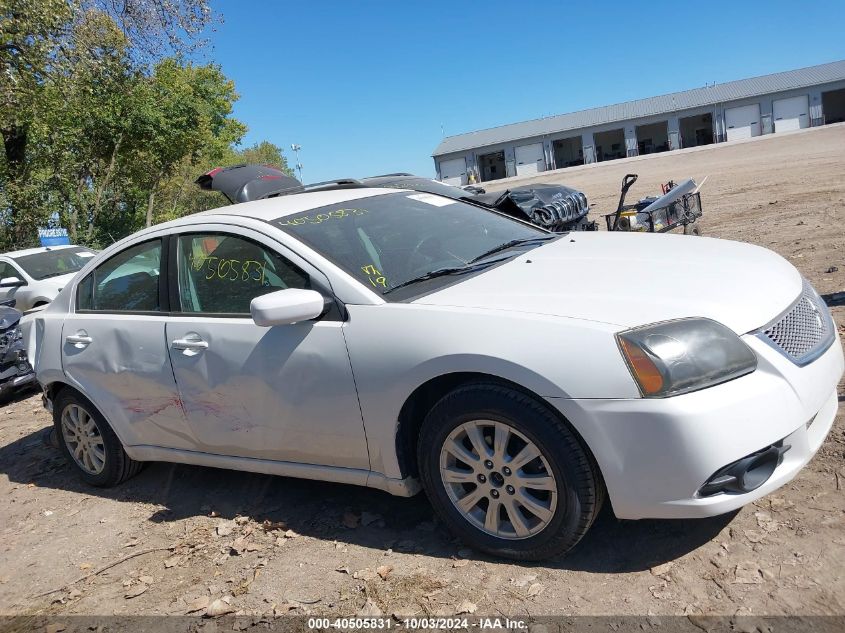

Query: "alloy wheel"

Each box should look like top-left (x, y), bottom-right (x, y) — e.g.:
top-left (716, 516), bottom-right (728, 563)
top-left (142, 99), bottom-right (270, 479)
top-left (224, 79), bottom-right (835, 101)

top-left (61, 403), bottom-right (106, 475)
top-left (438, 419), bottom-right (558, 539)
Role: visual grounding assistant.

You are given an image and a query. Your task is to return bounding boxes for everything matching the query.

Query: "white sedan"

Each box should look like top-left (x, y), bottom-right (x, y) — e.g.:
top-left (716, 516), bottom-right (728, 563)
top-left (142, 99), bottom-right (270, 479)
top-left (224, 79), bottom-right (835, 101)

top-left (29, 187), bottom-right (843, 560)
top-left (0, 245), bottom-right (97, 311)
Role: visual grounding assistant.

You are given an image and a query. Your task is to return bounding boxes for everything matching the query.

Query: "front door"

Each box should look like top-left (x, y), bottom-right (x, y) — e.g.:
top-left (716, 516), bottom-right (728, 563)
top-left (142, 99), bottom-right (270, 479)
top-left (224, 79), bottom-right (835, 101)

top-left (165, 229), bottom-right (369, 470)
top-left (61, 238), bottom-right (192, 450)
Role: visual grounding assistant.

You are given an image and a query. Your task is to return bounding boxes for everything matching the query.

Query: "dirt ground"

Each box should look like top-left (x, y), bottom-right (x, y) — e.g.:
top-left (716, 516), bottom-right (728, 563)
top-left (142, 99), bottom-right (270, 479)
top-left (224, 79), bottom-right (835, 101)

top-left (1, 125), bottom-right (844, 622)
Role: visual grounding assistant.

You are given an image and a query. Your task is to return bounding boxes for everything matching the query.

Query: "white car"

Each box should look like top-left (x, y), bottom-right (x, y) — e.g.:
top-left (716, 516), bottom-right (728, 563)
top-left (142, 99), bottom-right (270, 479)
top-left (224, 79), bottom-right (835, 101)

top-left (0, 245), bottom-right (97, 311)
top-left (29, 187), bottom-right (843, 560)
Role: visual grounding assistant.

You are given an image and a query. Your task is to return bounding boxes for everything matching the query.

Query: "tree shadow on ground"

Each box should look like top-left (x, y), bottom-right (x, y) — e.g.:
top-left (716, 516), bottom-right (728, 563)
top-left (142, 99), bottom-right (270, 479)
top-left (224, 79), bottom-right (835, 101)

top-left (1, 423), bottom-right (734, 573)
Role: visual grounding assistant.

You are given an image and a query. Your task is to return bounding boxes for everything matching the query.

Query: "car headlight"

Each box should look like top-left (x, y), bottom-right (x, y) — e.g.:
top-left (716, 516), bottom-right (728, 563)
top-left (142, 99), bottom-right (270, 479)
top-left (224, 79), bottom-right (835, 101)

top-left (616, 318), bottom-right (757, 397)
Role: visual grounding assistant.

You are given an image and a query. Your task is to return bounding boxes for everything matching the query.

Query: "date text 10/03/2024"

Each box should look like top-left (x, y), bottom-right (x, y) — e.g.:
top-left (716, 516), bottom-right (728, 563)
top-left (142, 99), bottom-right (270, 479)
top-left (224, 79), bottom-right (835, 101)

top-left (306, 617), bottom-right (528, 630)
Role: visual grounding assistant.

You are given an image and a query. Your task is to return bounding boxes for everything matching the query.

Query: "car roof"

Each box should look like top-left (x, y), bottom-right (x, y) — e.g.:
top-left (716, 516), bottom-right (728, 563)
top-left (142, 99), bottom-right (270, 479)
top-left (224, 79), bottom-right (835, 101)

top-left (1, 244), bottom-right (83, 259)
top-left (196, 187), bottom-right (400, 222)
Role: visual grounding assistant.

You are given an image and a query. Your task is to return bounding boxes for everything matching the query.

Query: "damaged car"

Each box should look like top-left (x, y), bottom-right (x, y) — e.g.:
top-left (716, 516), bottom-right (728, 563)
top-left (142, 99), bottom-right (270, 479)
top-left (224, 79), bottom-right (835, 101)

top-left (29, 184), bottom-right (843, 560)
top-left (0, 300), bottom-right (36, 401)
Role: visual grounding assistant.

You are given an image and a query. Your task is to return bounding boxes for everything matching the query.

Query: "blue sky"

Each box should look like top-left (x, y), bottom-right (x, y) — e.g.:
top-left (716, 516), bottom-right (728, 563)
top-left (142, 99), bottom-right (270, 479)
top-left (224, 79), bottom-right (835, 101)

top-left (209, 0), bottom-right (845, 183)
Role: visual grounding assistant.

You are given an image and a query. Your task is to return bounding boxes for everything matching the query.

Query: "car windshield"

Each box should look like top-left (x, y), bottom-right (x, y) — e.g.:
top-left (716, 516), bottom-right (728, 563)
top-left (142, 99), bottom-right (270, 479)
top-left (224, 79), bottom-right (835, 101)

top-left (12, 247), bottom-right (97, 280)
top-left (274, 191), bottom-right (553, 300)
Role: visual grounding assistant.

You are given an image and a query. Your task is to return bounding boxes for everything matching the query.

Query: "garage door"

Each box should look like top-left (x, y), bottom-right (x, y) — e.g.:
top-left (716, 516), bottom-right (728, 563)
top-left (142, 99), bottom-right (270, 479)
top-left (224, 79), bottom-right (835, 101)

top-left (439, 157), bottom-right (467, 186)
top-left (725, 104), bottom-right (761, 141)
top-left (515, 142), bottom-right (546, 176)
top-left (773, 95), bottom-right (809, 133)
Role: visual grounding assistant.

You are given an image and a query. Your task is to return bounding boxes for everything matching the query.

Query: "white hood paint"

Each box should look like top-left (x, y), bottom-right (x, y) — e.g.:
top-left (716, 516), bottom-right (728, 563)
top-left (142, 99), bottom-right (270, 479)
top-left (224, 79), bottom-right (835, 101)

top-left (414, 232), bottom-right (802, 334)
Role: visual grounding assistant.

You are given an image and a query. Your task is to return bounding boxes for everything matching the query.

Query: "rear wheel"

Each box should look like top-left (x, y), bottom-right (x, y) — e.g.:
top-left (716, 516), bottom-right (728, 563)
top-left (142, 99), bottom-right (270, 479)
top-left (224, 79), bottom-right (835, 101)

top-left (54, 389), bottom-right (142, 487)
top-left (417, 383), bottom-right (603, 560)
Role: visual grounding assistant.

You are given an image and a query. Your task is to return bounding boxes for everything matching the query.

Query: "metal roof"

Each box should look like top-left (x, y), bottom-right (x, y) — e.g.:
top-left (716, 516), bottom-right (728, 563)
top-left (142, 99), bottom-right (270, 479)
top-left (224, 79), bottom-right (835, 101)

top-left (433, 60), bottom-right (845, 157)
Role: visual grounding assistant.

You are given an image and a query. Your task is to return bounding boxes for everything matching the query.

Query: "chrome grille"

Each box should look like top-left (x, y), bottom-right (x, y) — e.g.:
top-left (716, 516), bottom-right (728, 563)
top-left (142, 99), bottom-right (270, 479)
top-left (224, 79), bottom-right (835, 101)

top-left (758, 281), bottom-right (834, 366)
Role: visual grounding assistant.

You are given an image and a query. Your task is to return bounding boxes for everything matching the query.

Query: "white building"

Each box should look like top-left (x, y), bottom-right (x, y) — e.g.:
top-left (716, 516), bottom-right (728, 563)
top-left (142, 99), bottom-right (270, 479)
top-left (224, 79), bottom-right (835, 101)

top-left (432, 60), bottom-right (845, 185)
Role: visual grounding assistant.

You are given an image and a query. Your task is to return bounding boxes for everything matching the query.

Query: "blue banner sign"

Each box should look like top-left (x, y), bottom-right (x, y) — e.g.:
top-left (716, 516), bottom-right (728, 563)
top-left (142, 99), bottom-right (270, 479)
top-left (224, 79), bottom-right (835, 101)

top-left (38, 227), bottom-right (70, 247)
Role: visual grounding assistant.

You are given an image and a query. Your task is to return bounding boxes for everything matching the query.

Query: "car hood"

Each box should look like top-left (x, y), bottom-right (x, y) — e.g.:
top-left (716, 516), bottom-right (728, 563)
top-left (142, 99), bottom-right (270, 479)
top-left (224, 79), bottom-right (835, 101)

top-left (40, 272), bottom-right (77, 289)
top-left (413, 232), bottom-right (802, 334)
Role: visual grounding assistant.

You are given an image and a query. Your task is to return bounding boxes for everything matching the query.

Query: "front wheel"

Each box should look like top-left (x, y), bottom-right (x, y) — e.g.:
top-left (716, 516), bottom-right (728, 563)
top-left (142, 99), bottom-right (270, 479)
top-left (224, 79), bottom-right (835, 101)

top-left (417, 384), bottom-right (603, 560)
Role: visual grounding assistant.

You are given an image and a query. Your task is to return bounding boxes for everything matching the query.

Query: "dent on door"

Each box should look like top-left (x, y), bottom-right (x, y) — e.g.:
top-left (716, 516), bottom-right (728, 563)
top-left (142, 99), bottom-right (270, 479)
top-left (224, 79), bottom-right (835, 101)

top-left (165, 319), bottom-right (369, 470)
top-left (61, 317), bottom-right (194, 449)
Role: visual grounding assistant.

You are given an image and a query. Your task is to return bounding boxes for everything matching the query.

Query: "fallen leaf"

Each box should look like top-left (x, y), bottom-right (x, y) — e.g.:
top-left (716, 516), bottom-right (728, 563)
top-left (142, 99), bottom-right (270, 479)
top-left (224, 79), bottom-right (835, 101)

top-left (79, 562), bottom-right (92, 570)
top-left (650, 562), bottom-right (673, 576)
top-left (283, 529), bottom-right (299, 539)
top-left (755, 511), bottom-right (780, 533)
top-left (246, 543), bottom-right (262, 552)
top-left (342, 512), bottom-right (360, 529)
top-left (377, 565), bottom-right (393, 580)
top-left (512, 573), bottom-right (537, 588)
top-left (336, 566), bottom-right (351, 574)
top-left (744, 529), bottom-right (765, 543)
top-left (262, 519), bottom-right (287, 532)
top-left (122, 538), bottom-right (139, 548)
top-left (206, 597), bottom-right (235, 617)
top-left (234, 516), bottom-right (249, 525)
top-left (230, 536), bottom-right (247, 555)
top-left (455, 600), bottom-right (477, 615)
top-left (184, 595), bottom-right (210, 613)
top-left (734, 561), bottom-right (764, 584)
top-left (527, 583), bottom-right (545, 597)
top-left (358, 598), bottom-right (382, 616)
top-left (274, 602), bottom-right (298, 615)
top-left (124, 584), bottom-right (148, 599)
top-left (164, 554), bottom-right (182, 569)
top-left (353, 568), bottom-right (377, 581)
top-left (452, 559), bottom-right (469, 568)
top-left (216, 522), bottom-right (234, 538)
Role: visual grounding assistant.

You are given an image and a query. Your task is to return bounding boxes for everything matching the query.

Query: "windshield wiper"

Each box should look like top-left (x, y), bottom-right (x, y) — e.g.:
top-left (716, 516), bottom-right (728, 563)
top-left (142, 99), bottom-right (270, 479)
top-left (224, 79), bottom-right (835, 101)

top-left (467, 235), bottom-right (557, 264)
top-left (382, 257), bottom-right (510, 295)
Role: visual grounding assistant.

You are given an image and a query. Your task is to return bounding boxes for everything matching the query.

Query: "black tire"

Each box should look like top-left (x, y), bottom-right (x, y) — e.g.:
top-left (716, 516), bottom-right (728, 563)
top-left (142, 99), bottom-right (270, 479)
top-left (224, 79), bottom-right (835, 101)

top-left (54, 388), bottom-right (143, 487)
top-left (417, 383), bottom-right (603, 561)
top-left (684, 222), bottom-right (702, 236)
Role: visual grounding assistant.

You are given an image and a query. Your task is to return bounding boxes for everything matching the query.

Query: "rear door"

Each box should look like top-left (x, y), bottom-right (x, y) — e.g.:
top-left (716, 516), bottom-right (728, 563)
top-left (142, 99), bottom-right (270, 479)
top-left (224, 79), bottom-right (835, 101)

top-left (164, 226), bottom-right (369, 470)
top-left (61, 237), bottom-right (192, 450)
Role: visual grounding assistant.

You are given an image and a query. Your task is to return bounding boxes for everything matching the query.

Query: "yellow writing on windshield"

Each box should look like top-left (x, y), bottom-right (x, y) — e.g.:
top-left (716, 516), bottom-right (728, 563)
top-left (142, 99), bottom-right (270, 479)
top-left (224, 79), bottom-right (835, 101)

top-left (279, 208), bottom-right (368, 226)
top-left (361, 264), bottom-right (387, 288)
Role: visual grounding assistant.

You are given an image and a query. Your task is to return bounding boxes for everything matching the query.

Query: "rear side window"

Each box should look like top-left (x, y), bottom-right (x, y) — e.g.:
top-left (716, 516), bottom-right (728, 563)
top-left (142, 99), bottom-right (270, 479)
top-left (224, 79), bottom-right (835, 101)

top-left (77, 240), bottom-right (161, 312)
top-left (176, 233), bottom-right (310, 315)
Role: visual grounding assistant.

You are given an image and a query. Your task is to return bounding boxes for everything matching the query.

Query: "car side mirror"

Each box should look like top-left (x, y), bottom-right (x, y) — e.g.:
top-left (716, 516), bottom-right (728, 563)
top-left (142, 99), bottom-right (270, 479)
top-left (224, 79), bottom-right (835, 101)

top-left (0, 276), bottom-right (25, 288)
top-left (250, 288), bottom-right (326, 327)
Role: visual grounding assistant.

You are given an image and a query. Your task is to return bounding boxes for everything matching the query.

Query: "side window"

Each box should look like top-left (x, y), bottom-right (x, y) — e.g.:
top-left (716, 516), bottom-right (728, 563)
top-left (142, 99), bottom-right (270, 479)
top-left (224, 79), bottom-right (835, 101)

top-left (176, 233), bottom-right (310, 315)
top-left (0, 262), bottom-right (12, 280)
top-left (77, 240), bottom-right (161, 312)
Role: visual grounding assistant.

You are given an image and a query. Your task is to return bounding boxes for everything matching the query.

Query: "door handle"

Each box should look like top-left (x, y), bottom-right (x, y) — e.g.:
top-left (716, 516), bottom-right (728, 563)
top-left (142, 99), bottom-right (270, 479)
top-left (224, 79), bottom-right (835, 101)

top-left (172, 337), bottom-right (209, 351)
top-left (66, 332), bottom-right (92, 347)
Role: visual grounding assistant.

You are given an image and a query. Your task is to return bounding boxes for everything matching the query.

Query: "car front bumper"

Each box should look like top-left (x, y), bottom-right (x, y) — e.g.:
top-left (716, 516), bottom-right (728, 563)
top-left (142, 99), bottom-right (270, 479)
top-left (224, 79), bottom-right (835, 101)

top-left (549, 331), bottom-right (844, 520)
